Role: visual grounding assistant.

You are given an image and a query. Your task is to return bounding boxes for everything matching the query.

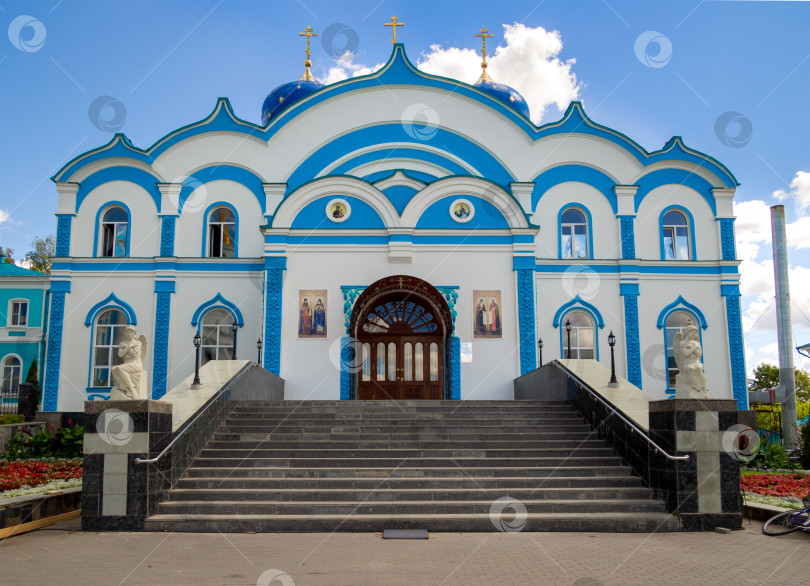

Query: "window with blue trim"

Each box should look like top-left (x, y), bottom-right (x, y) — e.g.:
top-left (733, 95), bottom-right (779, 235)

top-left (208, 207), bottom-right (236, 258)
top-left (563, 310), bottom-right (595, 359)
top-left (560, 208), bottom-right (588, 259)
top-left (201, 308), bottom-right (235, 364)
top-left (100, 206), bottom-right (129, 257)
top-left (662, 210), bottom-right (690, 260)
top-left (92, 308), bottom-right (127, 387)
top-left (665, 310), bottom-right (698, 388)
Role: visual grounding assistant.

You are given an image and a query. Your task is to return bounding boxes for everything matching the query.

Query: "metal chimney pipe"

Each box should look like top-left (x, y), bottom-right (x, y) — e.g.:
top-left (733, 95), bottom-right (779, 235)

top-left (770, 205), bottom-right (798, 448)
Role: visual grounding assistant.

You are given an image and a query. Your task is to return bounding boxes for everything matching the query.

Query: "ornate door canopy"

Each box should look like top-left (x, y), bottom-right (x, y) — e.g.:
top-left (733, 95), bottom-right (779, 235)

top-left (349, 275), bottom-right (454, 339)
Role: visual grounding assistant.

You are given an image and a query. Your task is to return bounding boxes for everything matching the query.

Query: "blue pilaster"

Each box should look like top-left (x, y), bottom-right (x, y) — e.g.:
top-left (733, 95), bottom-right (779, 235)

top-left (152, 281), bottom-right (174, 399)
top-left (263, 266), bottom-right (284, 374)
top-left (55, 215), bottom-right (72, 257)
top-left (159, 216), bottom-right (176, 257)
top-left (449, 336), bottom-right (460, 400)
top-left (43, 282), bottom-right (70, 411)
top-left (618, 215), bottom-right (636, 259)
top-left (516, 268), bottom-right (537, 375)
top-left (620, 283), bottom-right (642, 387)
top-left (722, 284), bottom-right (747, 409)
top-left (719, 218), bottom-right (736, 261)
top-left (340, 336), bottom-right (352, 400)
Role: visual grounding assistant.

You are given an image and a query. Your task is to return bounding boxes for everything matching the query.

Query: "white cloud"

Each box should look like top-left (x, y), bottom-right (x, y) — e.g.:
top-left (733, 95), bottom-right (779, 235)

top-left (786, 215), bottom-right (810, 250)
top-left (0, 209), bottom-right (9, 224)
top-left (774, 170), bottom-right (810, 216)
top-left (416, 23), bottom-right (581, 124)
top-left (322, 51), bottom-right (384, 85)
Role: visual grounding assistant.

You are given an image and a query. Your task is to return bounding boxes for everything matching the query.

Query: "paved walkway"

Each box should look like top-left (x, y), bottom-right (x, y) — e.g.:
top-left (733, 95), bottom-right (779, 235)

top-left (0, 518), bottom-right (808, 585)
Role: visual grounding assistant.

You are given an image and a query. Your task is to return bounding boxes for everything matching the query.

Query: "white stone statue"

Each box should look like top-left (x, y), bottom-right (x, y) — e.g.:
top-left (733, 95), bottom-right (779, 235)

top-left (673, 325), bottom-right (709, 399)
top-left (110, 325), bottom-right (148, 400)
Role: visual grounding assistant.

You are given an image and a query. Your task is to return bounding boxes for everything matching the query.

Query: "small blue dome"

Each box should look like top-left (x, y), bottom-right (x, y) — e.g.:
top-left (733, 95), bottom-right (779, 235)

top-left (474, 78), bottom-right (531, 120)
top-left (261, 78), bottom-right (324, 125)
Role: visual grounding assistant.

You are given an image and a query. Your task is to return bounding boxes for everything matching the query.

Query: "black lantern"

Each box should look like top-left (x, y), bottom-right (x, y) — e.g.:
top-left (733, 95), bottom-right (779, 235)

top-left (257, 338), bottom-right (263, 365)
top-left (537, 338), bottom-right (543, 366)
top-left (192, 331), bottom-right (202, 388)
top-left (231, 321), bottom-right (239, 360)
top-left (564, 319), bottom-right (572, 360)
top-left (608, 330), bottom-right (618, 386)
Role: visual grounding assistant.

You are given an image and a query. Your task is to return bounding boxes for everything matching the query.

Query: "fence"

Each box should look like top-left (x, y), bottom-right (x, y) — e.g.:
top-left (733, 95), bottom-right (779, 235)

top-left (0, 386), bottom-right (20, 415)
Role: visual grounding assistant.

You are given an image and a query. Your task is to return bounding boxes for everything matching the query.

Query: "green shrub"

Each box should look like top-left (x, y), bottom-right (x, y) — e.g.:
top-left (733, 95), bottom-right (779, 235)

top-left (800, 424), bottom-right (810, 470)
top-left (2, 424), bottom-right (84, 459)
top-left (0, 414), bottom-right (26, 425)
top-left (752, 442), bottom-right (800, 471)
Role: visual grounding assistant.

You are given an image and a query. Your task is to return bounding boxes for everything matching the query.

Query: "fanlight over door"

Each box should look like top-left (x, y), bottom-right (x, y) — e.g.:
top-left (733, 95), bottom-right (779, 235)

top-left (350, 276), bottom-right (452, 400)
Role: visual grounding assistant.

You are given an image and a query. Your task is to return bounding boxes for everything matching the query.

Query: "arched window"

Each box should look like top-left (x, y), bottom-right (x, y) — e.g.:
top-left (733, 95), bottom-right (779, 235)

top-left (1, 355), bottom-right (22, 391)
top-left (200, 308), bottom-right (235, 364)
top-left (100, 206), bottom-right (129, 257)
top-left (662, 209), bottom-right (690, 260)
top-left (665, 310), bottom-right (698, 389)
top-left (560, 208), bottom-right (589, 259)
top-left (91, 308), bottom-right (127, 387)
top-left (562, 310), bottom-right (596, 359)
top-left (208, 207), bottom-right (236, 258)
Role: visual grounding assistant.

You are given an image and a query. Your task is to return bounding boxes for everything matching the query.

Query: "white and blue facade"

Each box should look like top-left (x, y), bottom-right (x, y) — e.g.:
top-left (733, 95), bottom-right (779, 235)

top-left (43, 44), bottom-right (747, 411)
top-left (0, 263), bottom-right (49, 404)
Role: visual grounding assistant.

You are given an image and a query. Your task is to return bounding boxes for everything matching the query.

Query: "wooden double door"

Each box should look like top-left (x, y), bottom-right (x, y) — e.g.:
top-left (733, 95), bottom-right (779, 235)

top-left (356, 335), bottom-right (444, 400)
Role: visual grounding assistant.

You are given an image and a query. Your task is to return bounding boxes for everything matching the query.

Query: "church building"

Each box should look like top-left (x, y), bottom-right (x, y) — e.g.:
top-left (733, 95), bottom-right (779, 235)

top-left (41, 25), bottom-right (747, 412)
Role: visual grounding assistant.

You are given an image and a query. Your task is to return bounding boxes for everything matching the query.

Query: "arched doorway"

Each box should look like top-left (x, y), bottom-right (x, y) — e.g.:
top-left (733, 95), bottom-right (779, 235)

top-left (350, 275), bottom-right (453, 400)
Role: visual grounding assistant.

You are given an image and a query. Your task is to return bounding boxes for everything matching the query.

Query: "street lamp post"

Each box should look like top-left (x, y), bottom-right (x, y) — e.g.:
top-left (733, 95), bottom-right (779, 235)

top-left (231, 322), bottom-right (238, 360)
top-left (608, 330), bottom-right (618, 387)
top-left (257, 338), bottom-right (263, 365)
top-left (565, 319), bottom-right (572, 360)
top-left (192, 332), bottom-right (202, 389)
top-left (537, 338), bottom-right (543, 366)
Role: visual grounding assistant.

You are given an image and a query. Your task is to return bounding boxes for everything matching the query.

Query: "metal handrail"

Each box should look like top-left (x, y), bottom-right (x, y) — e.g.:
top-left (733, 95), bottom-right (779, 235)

top-left (550, 361), bottom-right (689, 462)
top-left (134, 364), bottom-right (253, 464)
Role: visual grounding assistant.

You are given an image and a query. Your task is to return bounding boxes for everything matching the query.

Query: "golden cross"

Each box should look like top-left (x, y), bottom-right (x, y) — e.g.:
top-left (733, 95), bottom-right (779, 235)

top-left (384, 15), bottom-right (404, 44)
top-left (475, 27), bottom-right (493, 60)
top-left (299, 25), bottom-right (317, 80)
top-left (474, 26), bottom-right (493, 82)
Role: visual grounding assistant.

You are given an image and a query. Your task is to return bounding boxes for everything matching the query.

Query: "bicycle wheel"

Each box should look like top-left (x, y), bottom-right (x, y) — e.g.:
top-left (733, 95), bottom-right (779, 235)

top-left (762, 510), bottom-right (810, 536)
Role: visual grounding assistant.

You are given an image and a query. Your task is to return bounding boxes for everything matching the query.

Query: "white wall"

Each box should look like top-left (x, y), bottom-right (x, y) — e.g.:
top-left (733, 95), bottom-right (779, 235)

top-left (280, 248), bottom-right (520, 400)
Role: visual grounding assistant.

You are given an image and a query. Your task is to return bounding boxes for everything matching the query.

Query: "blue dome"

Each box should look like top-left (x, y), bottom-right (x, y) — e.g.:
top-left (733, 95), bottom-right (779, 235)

top-left (474, 78), bottom-right (531, 120)
top-left (261, 78), bottom-right (324, 125)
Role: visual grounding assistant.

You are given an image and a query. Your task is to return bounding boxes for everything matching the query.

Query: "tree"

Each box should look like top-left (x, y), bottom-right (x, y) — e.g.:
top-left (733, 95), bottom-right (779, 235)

top-left (24, 235), bottom-right (54, 274)
top-left (25, 360), bottom-right (38, 389)
top-left (750, 362), bottom-right (810, 402)
top-left (0, 246), bottom-right (13, 264)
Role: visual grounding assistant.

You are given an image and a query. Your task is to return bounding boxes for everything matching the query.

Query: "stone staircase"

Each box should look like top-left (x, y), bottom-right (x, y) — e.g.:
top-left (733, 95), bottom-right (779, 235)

top-left (144, 400), bottom-right (679, 532)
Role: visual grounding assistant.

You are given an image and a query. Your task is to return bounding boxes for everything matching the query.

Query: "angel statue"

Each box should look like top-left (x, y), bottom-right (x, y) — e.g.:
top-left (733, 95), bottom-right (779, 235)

top-left (110, 325), bottom-right (148, 400)
top-left (673, 325), bottom-right (709, 399)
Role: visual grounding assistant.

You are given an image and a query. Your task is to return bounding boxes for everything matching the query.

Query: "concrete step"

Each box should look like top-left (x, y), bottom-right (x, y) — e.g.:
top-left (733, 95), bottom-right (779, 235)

top-left (191, 456), bottom-right (625, 468)
top-left (217, 424), bottom-right (593, 434)
top-left (177, 475), bottom-right (645, 490)
top-left (185, 465), bottom-right (637, 479)
top-left (156, 498), bottom-right (667, 516)
top-left (144, 511), bottom-right (680, 533)
top-left (166, 486), bottom-right (655, 502)
top-left (212, 430), bottom-right (595, 440)
top-left (204, 439), bottom-right (607, 450)
top-left (197, 447), bottom-right (615, 459)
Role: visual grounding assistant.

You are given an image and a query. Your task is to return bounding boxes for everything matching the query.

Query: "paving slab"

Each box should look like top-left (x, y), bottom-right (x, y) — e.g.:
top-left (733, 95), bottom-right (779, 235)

top-left (0, 517), bottom-right (808, 585)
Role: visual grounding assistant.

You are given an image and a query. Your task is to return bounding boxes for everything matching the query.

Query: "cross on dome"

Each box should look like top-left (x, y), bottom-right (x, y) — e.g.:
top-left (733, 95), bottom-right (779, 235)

top-left (384, 16), bottom-right (404, 44)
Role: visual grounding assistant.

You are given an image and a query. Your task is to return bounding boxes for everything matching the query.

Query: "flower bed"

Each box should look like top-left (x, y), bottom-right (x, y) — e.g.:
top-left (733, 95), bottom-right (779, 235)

top-left (741, 473), bottom-right (810, 499)
top-left (0, 460), bottom-right (82, 493)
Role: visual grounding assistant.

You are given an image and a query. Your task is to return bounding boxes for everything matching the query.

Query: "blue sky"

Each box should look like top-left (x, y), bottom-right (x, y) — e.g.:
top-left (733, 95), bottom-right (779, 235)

top-left (1, 0), bottom-right (809, 376)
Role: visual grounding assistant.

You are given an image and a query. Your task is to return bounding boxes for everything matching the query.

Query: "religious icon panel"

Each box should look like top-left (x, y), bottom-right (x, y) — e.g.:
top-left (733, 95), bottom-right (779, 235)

top-left (298, 290), bottom-right (327, 338)
top-left (473, 290), bottom-right (502, 338)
